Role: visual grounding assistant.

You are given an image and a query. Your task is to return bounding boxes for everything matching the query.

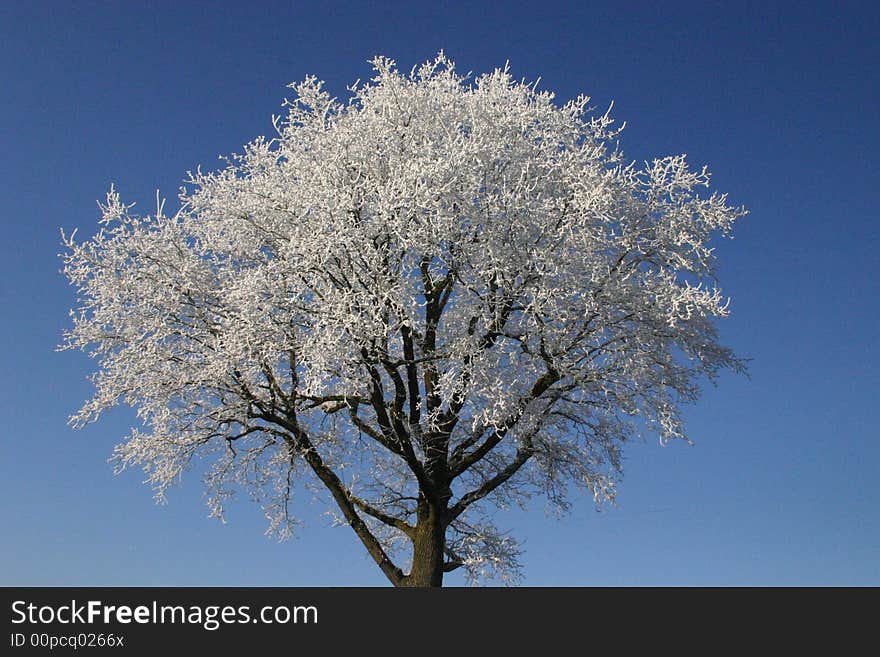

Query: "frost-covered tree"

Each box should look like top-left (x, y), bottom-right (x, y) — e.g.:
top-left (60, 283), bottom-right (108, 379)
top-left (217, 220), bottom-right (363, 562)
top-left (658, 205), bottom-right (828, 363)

top-left (61, 54), bottom-right (746, 586)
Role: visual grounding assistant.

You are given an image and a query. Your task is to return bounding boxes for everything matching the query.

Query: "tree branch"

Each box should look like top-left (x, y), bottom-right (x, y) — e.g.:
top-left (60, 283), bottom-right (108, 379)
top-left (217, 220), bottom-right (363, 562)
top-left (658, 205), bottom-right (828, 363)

top-left (262, 410), bottom-right (406, 586)
top-left (360, 354), bottom-right (433, 495)
top-left (449, 369), bottom-right (560, 477)
top-left (400, 324), bottom-right (422, 428)
top-left (347, 490), bottom-right (415, 538)
top-left (449, 445), bottom-right (535, 520)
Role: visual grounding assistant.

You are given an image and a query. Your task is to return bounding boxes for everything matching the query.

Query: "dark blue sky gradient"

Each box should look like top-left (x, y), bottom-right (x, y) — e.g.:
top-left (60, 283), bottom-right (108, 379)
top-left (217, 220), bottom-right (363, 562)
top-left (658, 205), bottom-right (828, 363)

top-left (1, 1), bottom-right (877, 585)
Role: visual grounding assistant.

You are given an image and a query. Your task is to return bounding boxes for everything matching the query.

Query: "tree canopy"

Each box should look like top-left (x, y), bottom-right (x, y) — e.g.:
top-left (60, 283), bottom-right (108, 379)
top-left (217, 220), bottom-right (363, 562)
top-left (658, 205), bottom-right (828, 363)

top-left (62, 53), bottom-right (746, 586)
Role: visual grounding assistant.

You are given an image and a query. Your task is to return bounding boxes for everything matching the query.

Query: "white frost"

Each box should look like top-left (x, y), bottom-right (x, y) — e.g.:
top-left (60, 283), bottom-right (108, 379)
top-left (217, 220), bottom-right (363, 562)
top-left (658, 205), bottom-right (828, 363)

top-left (61, 53), bottom-right (746, 584)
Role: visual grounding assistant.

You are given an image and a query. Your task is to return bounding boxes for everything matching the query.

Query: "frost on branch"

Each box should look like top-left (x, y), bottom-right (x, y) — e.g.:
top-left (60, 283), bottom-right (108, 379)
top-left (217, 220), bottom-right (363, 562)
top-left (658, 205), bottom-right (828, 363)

top-left (61, 53), bottom-right (746, 585)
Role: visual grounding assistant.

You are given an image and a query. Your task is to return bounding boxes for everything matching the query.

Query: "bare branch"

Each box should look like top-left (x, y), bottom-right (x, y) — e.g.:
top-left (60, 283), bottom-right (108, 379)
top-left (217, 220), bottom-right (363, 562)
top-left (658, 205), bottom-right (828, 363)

top-left (263, 410), bottom-right (406, 586)
top-left (449, 446), bottom-right (535, 520)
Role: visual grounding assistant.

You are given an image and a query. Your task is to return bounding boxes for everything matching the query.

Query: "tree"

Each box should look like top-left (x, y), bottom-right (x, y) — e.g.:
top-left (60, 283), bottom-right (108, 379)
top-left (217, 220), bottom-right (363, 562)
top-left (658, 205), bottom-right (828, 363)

top-left (61, 54), bottom-right (746, 586)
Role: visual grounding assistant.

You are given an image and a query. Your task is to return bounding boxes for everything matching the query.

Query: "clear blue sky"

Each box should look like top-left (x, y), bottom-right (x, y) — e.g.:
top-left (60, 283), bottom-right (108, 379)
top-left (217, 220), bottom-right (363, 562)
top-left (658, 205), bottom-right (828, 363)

top-left (1, 0), bottom-right (877, 586)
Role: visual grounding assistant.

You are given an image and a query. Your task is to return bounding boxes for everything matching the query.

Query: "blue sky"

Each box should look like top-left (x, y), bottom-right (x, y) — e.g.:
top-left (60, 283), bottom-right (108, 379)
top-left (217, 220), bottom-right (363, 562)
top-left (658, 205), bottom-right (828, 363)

top-left (1, 1), bottom-right (877, 586)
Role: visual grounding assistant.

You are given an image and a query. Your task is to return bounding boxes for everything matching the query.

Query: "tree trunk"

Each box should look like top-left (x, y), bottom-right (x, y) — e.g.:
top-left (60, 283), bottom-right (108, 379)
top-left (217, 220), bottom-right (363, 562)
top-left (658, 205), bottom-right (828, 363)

top-left (400, 502), bottom-right (446, 587)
